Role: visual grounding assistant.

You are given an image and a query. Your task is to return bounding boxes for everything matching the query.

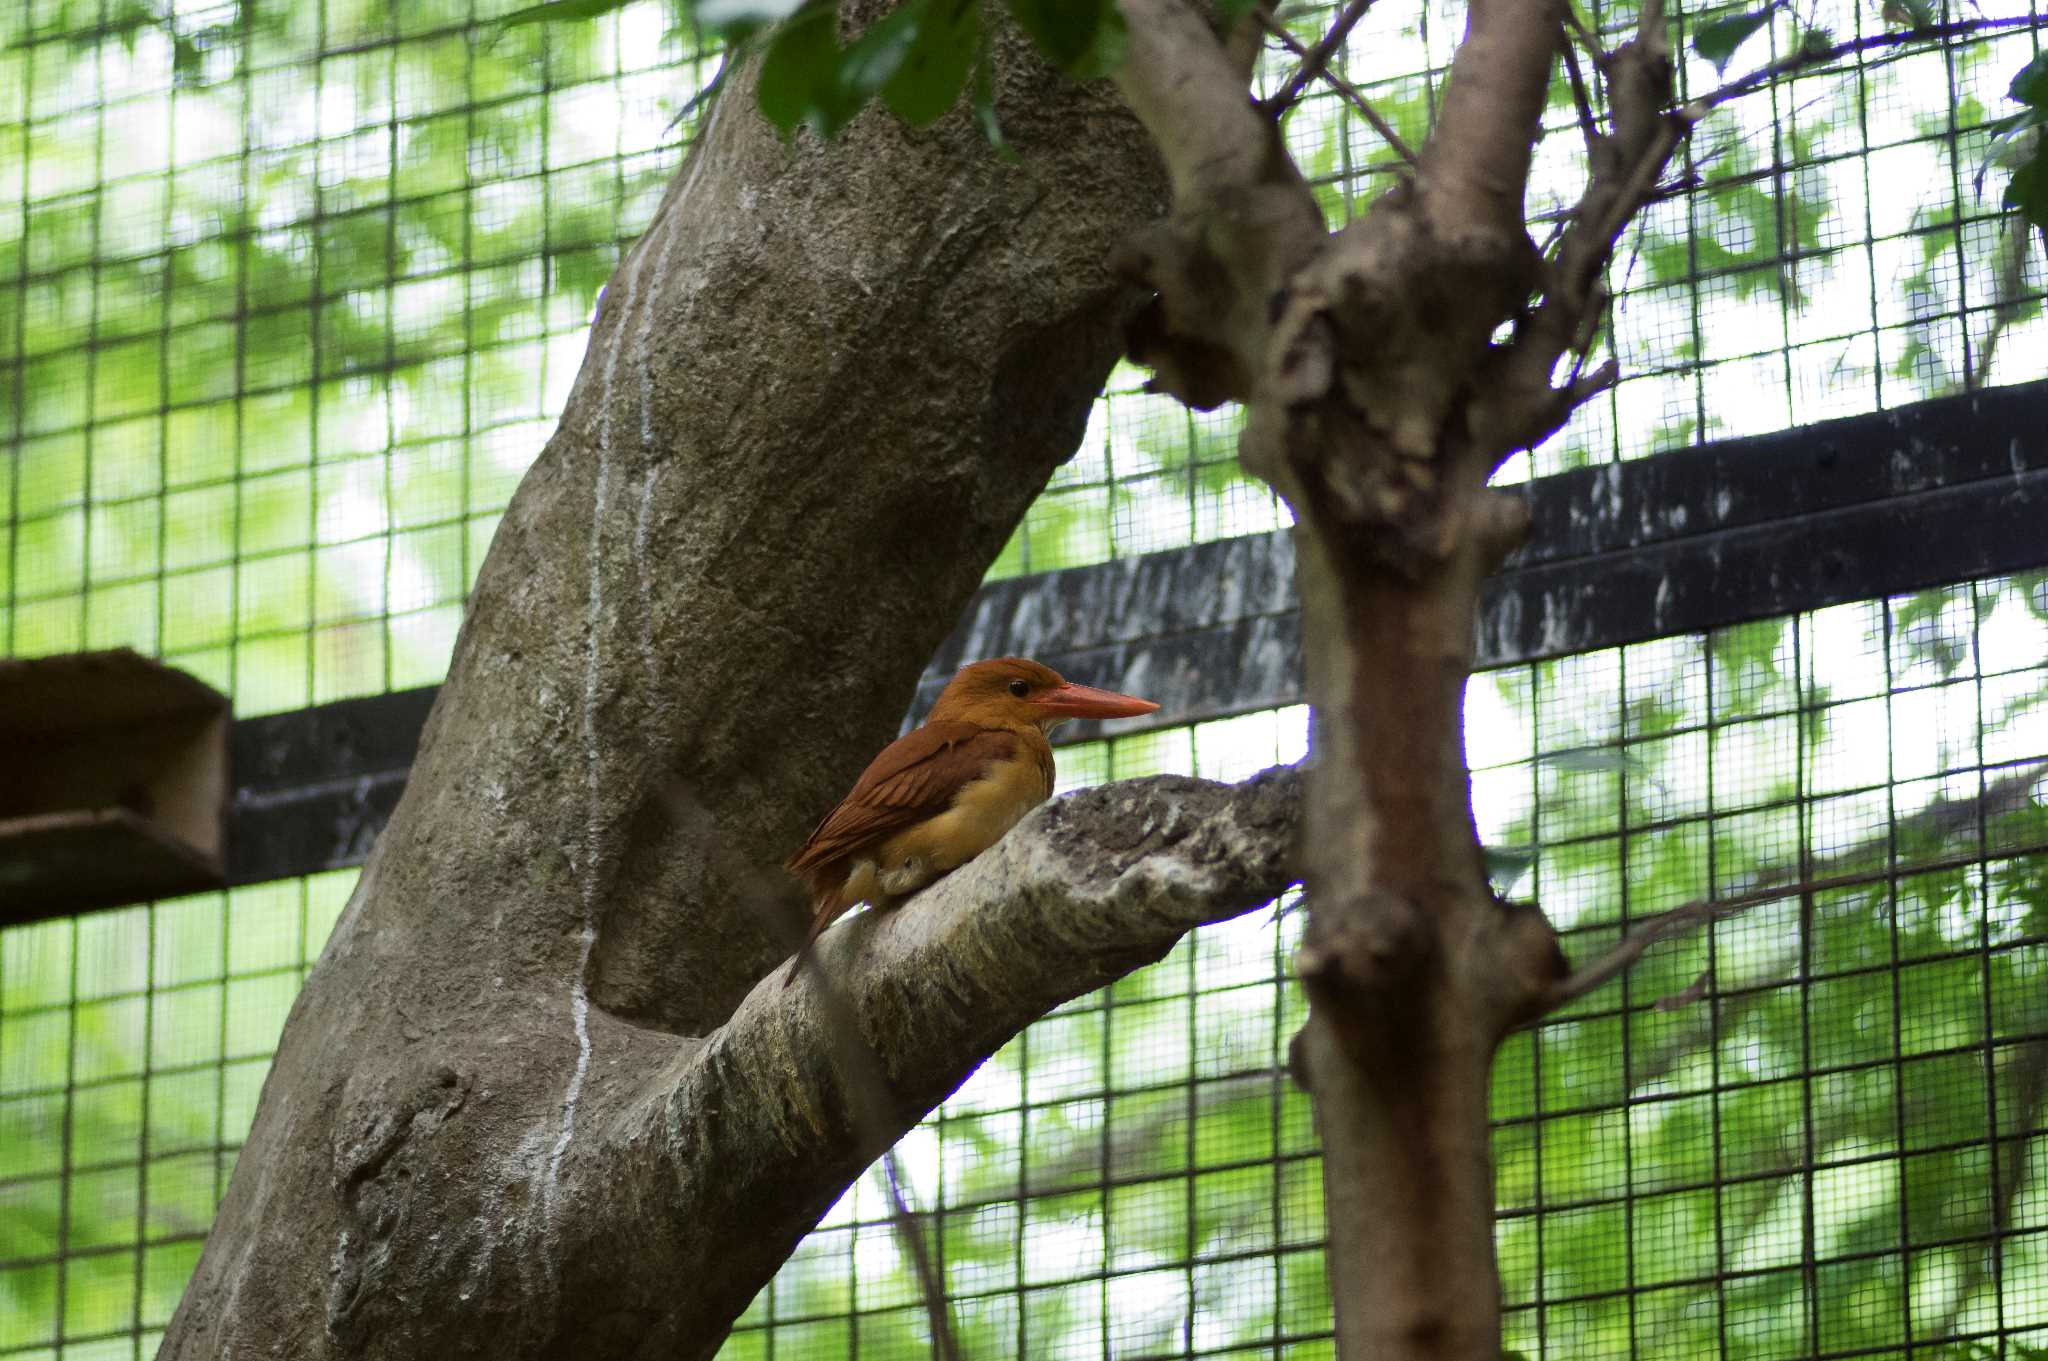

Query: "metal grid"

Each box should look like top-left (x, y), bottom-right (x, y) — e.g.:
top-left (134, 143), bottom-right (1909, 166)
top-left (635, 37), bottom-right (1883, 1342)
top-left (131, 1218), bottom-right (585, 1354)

top-left (1482, 577), bottom-right (2048, 1360)
top-left (1254, 0), bottom-right (2048, 480)
top-left (1, 0), bottom-right (702, 710)
top-left (2, 1), bottom-right (2047, 1359)
top-left (718, 581), bottom-right (2048, 1361)
top-left (0, 871), bottom-right (356, 1357)
top-left (724, 709), bottom-right (1317, 1360)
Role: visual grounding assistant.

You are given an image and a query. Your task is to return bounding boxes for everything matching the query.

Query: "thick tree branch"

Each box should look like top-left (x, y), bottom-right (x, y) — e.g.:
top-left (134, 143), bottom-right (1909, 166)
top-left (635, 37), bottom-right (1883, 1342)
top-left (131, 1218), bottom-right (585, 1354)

top-left (1418, 0), bottom-right (1566, 233)
top-left (1115, 0), bottom-right (1275, 202)
top-left (1107, 0), bottom-right (1326, 411)
top-left (1109, 6), bottom-right (1582, 1360)
top-left (163, 9), bottom-right (1177, 1357)
top-left (564, 767), bottom-right (1305, 1353)
top-left (1470, 0), bottom-right (1676, 463)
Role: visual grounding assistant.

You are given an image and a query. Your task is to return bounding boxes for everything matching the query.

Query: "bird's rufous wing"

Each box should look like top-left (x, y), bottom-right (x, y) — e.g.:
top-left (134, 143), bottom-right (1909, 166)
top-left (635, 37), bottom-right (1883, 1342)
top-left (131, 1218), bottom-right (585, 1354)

top-left (781, 722), bottom-right (1021, 988)
top-left (785, 721), bottom-right (1019, 879)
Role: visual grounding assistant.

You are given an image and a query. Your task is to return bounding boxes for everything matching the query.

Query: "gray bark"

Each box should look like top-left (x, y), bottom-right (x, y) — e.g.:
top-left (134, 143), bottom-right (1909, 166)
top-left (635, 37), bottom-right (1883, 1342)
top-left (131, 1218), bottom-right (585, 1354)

top-left (1103, 2), bottom-right (1675, 1356)
top-left (160, 20), bottom-right (1300, 1359)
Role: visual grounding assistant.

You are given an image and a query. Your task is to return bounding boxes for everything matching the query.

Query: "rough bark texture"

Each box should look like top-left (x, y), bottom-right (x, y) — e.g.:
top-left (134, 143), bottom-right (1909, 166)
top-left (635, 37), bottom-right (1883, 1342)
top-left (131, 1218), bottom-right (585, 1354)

top-left (1105, 2), bottom-right (1679, 1357)
top-left (152, 14), bottom-right (1272, 1357)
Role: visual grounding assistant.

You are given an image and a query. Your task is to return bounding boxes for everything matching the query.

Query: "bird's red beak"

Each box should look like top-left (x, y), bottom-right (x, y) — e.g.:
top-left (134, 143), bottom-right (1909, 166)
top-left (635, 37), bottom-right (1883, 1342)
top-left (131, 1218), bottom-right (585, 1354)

top-left (1033, 682), bottom-right (1161, 721)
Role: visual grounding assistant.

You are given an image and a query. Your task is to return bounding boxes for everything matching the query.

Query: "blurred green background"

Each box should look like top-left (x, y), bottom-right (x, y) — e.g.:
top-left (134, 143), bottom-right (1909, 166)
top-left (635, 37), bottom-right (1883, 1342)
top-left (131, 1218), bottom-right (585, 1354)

top-left (3, 0), bottom-right (2046, 1357)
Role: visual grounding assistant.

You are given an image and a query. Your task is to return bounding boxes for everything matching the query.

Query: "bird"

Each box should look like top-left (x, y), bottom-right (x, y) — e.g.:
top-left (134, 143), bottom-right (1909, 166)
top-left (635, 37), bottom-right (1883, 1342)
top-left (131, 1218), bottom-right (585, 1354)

top-left (781, 657), bottom-right (1160, 987)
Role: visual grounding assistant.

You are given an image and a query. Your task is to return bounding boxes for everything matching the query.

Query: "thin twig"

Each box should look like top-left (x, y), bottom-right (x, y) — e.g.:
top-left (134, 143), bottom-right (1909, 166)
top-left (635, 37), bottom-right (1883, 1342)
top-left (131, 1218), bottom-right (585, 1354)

top-left (1560, 1), bottom-right (1603, 57)
top-left (1262, 0), bottom-right (1376, 115)
top-left (877, 1150), bottom-right (963, 1360)
top-left (1531, 759), bottom-right (2048, 1021)
top-left (1968, 215), bottom-right (2038, 389)
top-left (1694, 15), bottom-right (2045, 115)
top-left (1560, 37), bottom-right (1601, 167)
top-left (1255, 9), bottom-right (1419, 165)
top-left (805, 971), bottom-right (963, 1360)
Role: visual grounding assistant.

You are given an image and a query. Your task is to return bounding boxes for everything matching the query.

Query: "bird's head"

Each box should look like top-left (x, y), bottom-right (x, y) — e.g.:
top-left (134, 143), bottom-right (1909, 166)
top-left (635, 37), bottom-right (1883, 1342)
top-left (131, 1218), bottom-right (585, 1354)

top-left (930, 657), bottom-right (1160, 733)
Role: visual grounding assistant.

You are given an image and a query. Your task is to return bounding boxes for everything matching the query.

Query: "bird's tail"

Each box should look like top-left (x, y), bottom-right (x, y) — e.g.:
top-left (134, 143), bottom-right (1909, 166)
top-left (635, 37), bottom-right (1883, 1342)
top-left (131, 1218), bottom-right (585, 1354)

top-left (781, 899), bottom-right (835, 989)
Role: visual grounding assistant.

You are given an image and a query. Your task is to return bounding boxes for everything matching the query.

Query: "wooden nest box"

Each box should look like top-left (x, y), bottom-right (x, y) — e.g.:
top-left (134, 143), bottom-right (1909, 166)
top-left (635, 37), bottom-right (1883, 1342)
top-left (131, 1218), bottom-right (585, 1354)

top-left (0, 649), bottom-right (229, 922)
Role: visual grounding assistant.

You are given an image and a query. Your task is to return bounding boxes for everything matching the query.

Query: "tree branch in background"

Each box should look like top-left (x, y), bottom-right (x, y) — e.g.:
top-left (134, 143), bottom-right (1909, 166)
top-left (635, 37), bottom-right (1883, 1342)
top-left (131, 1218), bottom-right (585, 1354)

top-left (877, 1150), bottom-right (958, 1361)
top-left (1535, 758), bottom-right (2048, 1021)
top-left (1262, 0), bottom-right (1375, 114)
top-left (1257, 10), bottom-right (1419, 165)
top-left (1695, 14), bottom-right (2045, 113)
top-left (1464, 7), bottom-right (2043, 468)
top-left (686, 770), bottom-right (966, 1361)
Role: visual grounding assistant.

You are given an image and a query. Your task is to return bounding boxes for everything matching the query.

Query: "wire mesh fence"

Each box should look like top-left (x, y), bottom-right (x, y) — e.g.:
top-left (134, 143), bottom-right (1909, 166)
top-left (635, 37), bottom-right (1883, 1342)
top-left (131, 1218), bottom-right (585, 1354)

top-left (3, 0), bottom-right (2047, 1357)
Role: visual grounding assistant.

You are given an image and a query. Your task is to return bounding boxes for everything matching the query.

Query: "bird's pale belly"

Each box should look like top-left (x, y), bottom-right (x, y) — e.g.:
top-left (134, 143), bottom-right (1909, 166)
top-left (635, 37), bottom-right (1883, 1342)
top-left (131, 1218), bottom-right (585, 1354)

top-left (845, 759), bottom-right (1050, 908)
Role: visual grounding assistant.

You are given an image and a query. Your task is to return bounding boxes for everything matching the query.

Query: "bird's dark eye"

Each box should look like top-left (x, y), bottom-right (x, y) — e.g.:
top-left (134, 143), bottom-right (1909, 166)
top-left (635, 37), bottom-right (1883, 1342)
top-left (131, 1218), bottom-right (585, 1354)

top-left (1008, 679), bottom-right (1030, 698)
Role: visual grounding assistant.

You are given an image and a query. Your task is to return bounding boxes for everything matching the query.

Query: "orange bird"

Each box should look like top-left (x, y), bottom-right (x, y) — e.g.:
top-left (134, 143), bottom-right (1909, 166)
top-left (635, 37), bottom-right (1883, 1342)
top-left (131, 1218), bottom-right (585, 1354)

top-left (782, 657), bottom-right (1159, 987)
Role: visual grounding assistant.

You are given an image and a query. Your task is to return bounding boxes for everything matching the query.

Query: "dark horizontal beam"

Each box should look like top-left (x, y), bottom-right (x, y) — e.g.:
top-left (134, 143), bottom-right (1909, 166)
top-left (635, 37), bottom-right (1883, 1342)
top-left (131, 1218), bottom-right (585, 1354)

top-left (208, 377), bottom-right (2048, 892)
top-left (227, 686), bottom-right (437, 886)
top-left (919, 377), bottom-right (2048, 738)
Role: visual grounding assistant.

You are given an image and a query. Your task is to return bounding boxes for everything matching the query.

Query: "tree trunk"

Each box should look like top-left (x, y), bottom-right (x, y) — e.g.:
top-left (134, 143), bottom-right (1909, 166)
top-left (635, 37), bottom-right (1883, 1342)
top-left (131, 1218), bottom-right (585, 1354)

top-left (156, 18), bottom-right (1308, 1358)
top-left (1104, 2), bottom-right (1680, 1357)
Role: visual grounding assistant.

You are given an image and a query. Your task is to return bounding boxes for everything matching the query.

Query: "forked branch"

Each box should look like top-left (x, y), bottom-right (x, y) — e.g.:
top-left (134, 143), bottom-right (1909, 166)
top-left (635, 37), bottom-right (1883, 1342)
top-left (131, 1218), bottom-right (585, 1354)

top-left (1257, 10), bottom-right (1419, 164)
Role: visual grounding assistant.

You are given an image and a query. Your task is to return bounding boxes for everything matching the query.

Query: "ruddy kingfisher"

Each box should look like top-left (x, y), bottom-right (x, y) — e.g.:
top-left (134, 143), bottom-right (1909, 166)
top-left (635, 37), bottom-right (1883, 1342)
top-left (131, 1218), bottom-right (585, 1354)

top-left (782, 657), bottom-right (1160, 986)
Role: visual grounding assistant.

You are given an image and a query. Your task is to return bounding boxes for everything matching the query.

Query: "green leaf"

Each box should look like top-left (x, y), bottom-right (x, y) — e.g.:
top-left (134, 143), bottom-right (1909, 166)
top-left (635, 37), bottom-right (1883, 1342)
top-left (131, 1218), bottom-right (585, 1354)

top-left (838, 1), bottom-right (924, 104)
top-left (697, 0), bottom-right (813, 38)
top-left (2006, 136), bottom-right (2048, 230)
top-left (500, 0), bottom-right (640, 27)
top-left (2011, 51), bottom-right (2048, 110)
top-left (756, 5), bottom-right (846, 135)
top-left (1692, 5), bottom-right (1776, 73)
top-left (882, 0), bottom-right (979, 125)
top-left (1007, 0), bottom-right (1127, 79)
top-left (756, 1), bottom-right (934, 140)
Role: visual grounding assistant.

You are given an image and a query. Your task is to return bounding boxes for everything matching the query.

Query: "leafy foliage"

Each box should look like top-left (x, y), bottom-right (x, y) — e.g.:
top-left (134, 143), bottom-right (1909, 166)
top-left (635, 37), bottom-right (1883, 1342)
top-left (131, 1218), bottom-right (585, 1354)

top-left (1691, 3), bottom-right (1778, 73)
top-left (5, 1), bottom-right (2048, 1357)
top-left (501, 0), bottom-right (1129, 140)
top-left (502, 0), bottom-right (650, 25)
top-left (1999, 53), bottom-right (2048, 233)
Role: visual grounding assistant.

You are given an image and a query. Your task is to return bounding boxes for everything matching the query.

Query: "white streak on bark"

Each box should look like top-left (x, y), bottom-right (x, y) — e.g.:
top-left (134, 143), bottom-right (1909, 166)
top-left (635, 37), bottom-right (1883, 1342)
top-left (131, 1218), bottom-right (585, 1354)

top-left (625, 106), bottom-right (707, 688)
top-left (550, 223), bottom-right (653, 1219)
top-left (633, 466), bottom-right (661, 688)
top-left (635, 210), bottom-right (683, 452)
top-left (545, 921), bottom-right (597, 1210)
